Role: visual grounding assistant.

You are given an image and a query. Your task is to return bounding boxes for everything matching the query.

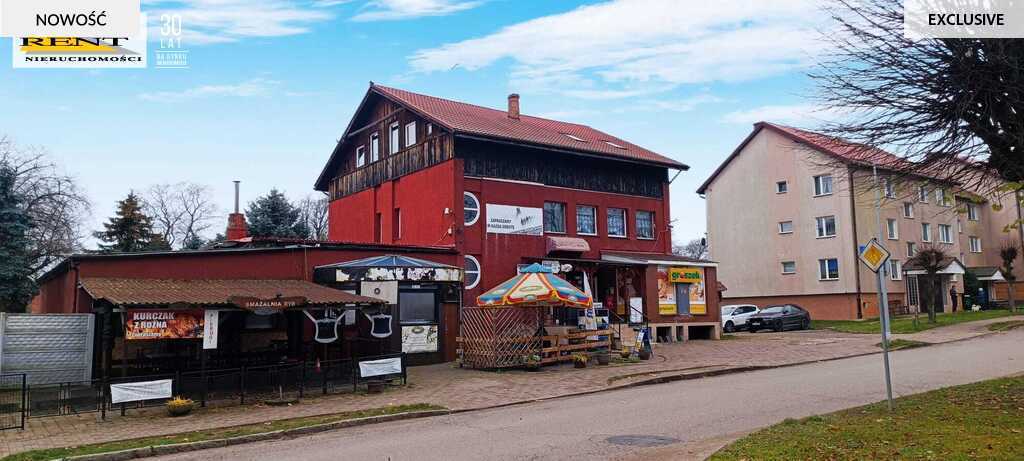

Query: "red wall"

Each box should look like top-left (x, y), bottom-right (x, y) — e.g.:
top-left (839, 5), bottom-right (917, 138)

top-left (328, 161), bottom-right (458, 248)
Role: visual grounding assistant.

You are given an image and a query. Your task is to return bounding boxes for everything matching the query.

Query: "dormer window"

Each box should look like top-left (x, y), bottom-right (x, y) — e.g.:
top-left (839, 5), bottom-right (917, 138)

top-left (563, 133), bottom-right (587, 142)
top-left (356, 145), bottom-right (366, 167)
top-left (604, 140), bottom-right (627, 149)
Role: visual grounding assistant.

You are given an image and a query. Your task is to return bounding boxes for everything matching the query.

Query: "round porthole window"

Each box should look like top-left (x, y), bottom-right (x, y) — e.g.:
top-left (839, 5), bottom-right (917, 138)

top-left (463, 192), bottom-right (480, 226)
top-left (464, 255), bottom-right (481, 290)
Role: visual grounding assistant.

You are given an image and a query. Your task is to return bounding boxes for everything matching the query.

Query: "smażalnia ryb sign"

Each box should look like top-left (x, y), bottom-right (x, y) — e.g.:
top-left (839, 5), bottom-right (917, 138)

top-left (486, 204), bottom-right (542, 236)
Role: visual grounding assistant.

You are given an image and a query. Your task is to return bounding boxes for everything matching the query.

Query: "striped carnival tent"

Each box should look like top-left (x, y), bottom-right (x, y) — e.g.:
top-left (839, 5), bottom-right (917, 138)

top-left (476, 263), bottom-right (592, 309)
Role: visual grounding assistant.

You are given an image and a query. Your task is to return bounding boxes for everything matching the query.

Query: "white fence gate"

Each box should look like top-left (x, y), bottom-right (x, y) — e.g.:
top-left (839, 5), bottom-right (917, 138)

top-left (0, 313), bottom-right (94, 385)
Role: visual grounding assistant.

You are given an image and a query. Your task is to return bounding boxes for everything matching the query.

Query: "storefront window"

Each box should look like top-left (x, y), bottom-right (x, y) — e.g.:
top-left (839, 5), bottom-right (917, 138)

top-left (576, 205), bottom-right (596, 235)
top-left (399, 291), bottom-right (437, 324)
top-left (636, 211), bottom-right (654, 239)
top-left (544, 202), bottom-right (566, 233)
top-left (463, 192), bottom-right (480, 226)
top-left (608, 208), bottom-right (626, 237)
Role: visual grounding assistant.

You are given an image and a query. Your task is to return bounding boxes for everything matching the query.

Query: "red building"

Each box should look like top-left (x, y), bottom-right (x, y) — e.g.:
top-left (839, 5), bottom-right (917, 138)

top-left (316, 84), bottom-right (722, 341)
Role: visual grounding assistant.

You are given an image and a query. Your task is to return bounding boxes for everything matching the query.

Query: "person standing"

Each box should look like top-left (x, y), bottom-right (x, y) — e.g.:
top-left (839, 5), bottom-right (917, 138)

top-left (950, 286), bottom-right (959, 312)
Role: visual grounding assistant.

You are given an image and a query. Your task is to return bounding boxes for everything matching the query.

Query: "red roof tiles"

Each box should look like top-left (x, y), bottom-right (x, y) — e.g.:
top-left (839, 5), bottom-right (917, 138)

top-left (371, 84), bottom-right (687, 169)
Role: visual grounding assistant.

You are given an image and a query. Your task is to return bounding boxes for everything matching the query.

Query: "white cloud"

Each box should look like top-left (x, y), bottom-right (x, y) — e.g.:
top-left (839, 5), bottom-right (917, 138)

top-left (352, 0), bottom-right (482, 21)
top-left (721, 103), bottom-right (842, 126)
top-left (409, 0), bottom-right (829, 96)
top-left (144, 0), bottom-right (334, 44)
top-left (138, 78), bottom-right (280, 101)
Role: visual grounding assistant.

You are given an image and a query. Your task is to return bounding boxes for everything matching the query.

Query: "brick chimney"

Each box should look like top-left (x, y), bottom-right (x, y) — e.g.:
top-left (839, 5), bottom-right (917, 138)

top-left (507, 93), bottom-right (520, 120)
top-left (226, 180), bottom-right (249, 240)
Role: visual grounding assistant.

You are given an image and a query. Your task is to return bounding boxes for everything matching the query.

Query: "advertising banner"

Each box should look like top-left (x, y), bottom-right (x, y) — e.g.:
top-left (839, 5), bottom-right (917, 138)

top-left (359, 357), bottom-right (403, 378)
top-left (485, 204), bottom-right (543, 235)
top-left (125, 309), bottom-right (204, 340)
top-left (401, 325), bottom-right (439, 353)
top-left (203, 310), bottom-right (218, 350)
top-left (109, 379), bottom-right (172, 404)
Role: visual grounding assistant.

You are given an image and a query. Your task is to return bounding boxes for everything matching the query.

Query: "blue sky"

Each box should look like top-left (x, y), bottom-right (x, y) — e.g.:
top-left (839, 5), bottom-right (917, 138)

top-left (0, 0), bottom-right (834, 248)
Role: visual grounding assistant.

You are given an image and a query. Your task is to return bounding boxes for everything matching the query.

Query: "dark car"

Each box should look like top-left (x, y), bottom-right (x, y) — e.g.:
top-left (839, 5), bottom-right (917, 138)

top-left (747, 304), bottom-right (811, 332)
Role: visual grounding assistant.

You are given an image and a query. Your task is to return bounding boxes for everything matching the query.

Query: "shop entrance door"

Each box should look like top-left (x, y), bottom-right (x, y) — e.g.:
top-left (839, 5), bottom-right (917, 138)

top-left (675, 283), bottom-right (691, 315)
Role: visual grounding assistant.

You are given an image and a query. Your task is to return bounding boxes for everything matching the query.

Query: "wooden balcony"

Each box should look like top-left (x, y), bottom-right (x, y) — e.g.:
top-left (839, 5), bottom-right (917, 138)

top-left (329, 134), bottom-right (454, 200)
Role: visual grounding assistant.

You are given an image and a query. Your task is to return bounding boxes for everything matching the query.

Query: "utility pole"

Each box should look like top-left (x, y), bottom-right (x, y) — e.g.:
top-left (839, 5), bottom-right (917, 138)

top-left (872, 165), bottom-right (895, 411)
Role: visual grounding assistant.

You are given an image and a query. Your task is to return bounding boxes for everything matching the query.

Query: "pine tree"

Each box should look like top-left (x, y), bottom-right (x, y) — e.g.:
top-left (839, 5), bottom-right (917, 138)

top-left (93, 192), bottom-right (163, 252)
top-left (246, 189), bottom-right (310, 239)
top-left (0, 165), bottom-right (37, 312)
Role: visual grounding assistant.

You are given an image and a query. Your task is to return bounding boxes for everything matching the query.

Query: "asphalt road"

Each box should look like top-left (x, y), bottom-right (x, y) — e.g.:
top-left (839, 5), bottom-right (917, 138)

top-left (154, 329), bottom-right (1024, 461)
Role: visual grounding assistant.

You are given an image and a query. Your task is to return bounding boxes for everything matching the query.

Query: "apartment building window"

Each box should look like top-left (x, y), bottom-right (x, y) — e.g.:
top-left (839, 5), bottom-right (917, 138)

top-left (370, 132), bottom-right (380, 162)
top-left (607, 208), bottom-right (627, 237)
top-left (969, 236), bottom-right (982, 253)
top-left (886, 218), bottom-right (899, 240)
top-left (389, 123), bottom-right (400, 155)
top-left (778, 221), bottom-right (794, 234)
top-left (776, 181), bottom-right (788, 194)
top-left (543, 202), bottom-right (566, 233)
top-left (356, 145), bottom-right (366, 167)
top-left (918, 185), bottom-right (929, 203)
top-left (921, 223), bottom-right (932, 242)
top-left (813, 174), bottom-right (833, 196)
top-left (883, 178), bottom-right (895, 198)
top-left (907, 241), bottom-right (917, 257)
top-left (816, 216), bottom-right (837, 238)
top-left (938, 224), bottom-right (953, 243)
top-left (967, 202), bottom-right (979, 221)
top-left (576, 205), bottom-right (597, 235)
top-left (818, 258), bottom-right (840, 280)
top-left (463, 192), bottom-right (480, 226)
top-left (636, 211), bottom-right (655, 239)
top-left (781, 261), bottom-right (796, 274)
top-left (903, 202), bottom-right (914, 218)
top-left (405, 122), bottom-right (417, 147)
top-left (936, 188), bottom-right (951, 207)
top-left (889, 260), bottom-right (902, 281)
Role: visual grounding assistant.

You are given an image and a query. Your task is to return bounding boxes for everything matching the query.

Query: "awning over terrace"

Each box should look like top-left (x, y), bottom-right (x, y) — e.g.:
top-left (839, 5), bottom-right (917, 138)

top-left (79, 278), bottom-right (386, 308)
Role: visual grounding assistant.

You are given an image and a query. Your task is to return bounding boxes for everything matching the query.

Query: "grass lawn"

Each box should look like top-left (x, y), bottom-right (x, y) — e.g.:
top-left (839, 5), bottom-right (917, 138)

top-left (1, 403), bottom-right (444, 461)
top-left (988, 320), bottom-right (1024, 332)
top-left (812, 309), bottom-right (1021, 334)
top-left (710, 376), bottom-right (1024, 461)
top-left (877, 338), bottom-right (928, 350)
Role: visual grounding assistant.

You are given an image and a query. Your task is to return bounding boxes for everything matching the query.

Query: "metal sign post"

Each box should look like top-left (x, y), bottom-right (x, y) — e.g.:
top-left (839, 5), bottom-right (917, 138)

top-left (863, 164), bottom-right (895, 410)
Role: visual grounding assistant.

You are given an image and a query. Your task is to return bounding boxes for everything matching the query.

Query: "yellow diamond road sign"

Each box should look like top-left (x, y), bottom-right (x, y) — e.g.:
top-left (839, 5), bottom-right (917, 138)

top-left (859, 238), bottom-right (891, 273)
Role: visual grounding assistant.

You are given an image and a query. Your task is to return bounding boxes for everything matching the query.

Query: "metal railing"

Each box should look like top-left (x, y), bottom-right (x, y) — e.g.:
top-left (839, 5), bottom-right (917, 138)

top-left (0, 374), bottom-right (26, 431)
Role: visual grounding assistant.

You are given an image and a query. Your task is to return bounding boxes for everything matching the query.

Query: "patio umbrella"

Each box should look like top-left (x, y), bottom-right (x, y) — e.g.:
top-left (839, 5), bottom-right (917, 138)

top-left (476, 263), bottom-right (593, 308)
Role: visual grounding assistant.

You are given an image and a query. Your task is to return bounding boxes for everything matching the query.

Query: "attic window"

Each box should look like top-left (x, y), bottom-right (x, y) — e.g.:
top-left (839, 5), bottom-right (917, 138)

top-left (563, 133), bottom-right (587, 142)
top-left (604, 140), bottom-right (627, 149)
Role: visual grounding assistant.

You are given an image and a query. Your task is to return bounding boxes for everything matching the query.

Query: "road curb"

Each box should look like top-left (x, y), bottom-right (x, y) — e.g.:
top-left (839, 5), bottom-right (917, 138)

top-left (57, 410), bottom-right (451, 461)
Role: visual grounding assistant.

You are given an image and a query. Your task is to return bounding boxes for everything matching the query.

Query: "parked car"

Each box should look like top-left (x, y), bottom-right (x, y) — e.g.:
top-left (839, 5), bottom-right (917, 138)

top-left (721, 304), bottom-right (760, 332)
top-left (747, 304), bottom-right (811, 332)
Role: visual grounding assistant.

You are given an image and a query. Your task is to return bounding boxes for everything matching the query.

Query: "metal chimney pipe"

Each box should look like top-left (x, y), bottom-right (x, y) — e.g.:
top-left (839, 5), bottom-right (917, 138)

top-left (233, 180), bottom-right (240, 213)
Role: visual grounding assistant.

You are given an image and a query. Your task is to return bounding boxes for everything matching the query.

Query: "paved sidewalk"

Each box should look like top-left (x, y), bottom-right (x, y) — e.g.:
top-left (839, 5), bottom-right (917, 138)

top-left (0, 319), bottom-right (1002, 457)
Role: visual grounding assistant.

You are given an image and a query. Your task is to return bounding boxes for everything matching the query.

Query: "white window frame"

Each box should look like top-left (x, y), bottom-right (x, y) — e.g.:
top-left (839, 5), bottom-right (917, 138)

top-left (883, 178), bottom-right (895, 199)
top-left (921, 223), bottom-right (932, 242)
top-left (815, 215), bottom-right (837, 238)
top-left (781, 261), bottom-right (796, 274)
top-left (463, 255), bottom-right (481, 290)
top-left (426, 123), bottom-right (433, 135)
top-left (635, 210), bottom-right (655, 240)
top-left (576, 205), bottom-right (597, 236)
top-left (938, 224), bottom-right (953, 244)
top-left (918, 185), bottom-right (929, 203)
top-left (463, 192), bottom-right (480, 226)
top-left (818, 258), bottom-right (840, 281)
top-left (813, 174), bottom-right (833, 197)
top-left (607, 208), bottom-right (627, 238)
top-left (776, 181), bottom-right (788, 194)
top-left (907, 241), bottom-right (916, 257)
top-left (778, 221), bottom-right (794, 234)
top-left (889, 260), bottom-right (902, 281)
top-left (886, 218), bottom-right (899, 240)
top-left (370, 132), bottom-right (380, 163)
top-left (967, 203), bottom-right (979, 221)
top-left (969, 236), bottom-right (982, 253)
top-left (405, 121), bottom-right (417, 147)
top-left (389, 122), bottom-right (400, 155)
top-left (936, 188), bottom-right (951, 207)
top-left (903, 202), bottom-right (914, 219)
top-left (356, 145), bottom-right (366, 168)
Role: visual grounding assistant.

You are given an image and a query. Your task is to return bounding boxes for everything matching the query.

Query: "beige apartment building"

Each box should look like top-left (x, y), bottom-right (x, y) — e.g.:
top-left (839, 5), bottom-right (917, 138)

top-left (698, 122), bottom-right (1023, 320)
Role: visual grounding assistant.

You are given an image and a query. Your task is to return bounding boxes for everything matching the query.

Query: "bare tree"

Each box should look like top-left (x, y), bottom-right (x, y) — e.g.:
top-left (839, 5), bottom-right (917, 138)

top-left (999, 240), bottom-right (1019, 312)
top-left (143, 182), bottom-right (218, 249)
top-left (908, 246), bottom-right (949, 323)
top-left (812, 0), bottom-right (1024, 196)
top-left (673, 238), bottom-right (708, 260)
top-left (298, 194), bottom-right (329, 241)
top-left (0, 136), bottom-right (90, 277)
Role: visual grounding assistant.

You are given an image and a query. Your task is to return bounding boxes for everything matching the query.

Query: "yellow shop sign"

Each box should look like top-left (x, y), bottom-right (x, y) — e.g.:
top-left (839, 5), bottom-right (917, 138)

top-left (668, 267), bottom-right (702, 283)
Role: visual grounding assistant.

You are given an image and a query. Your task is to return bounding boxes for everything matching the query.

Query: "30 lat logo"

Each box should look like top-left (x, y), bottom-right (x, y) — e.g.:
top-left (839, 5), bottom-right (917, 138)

top-left (155, 13), bottom-right (188, 69)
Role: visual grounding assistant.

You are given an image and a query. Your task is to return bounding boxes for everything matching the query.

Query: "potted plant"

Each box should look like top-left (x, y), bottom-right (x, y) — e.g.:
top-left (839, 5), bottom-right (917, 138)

top-left (595, 351), bottom-right (610, 366)
top-left (638, 348), bottom-right (652, 360)
top-left (522, 354), bottom-right (542, 371)
top-left (572, 353), bottom-right (589, 369)
top-left (165, 396), bottom-right (194, 417)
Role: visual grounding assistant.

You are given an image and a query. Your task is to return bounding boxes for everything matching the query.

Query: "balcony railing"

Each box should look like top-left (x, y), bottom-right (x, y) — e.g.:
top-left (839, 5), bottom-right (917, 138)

top-left (329, 134), bottom-right (453, 200)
